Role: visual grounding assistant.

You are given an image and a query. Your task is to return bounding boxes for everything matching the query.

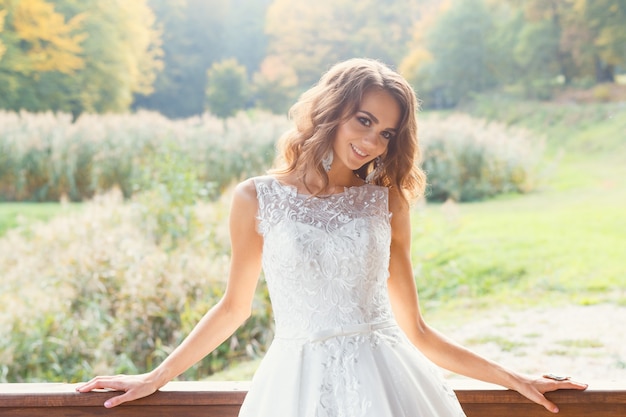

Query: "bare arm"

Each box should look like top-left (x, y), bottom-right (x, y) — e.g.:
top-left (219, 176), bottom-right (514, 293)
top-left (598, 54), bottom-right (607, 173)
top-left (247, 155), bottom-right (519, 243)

top-left (386, 189), bottom-right (586, 414)
top-left (77, 179), bottom-right (263, 407)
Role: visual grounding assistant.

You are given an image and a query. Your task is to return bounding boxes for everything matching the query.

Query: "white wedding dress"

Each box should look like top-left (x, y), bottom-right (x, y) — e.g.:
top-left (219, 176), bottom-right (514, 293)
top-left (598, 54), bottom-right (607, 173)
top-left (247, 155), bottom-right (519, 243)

top-left (238, 176), bottom-right (466, 417)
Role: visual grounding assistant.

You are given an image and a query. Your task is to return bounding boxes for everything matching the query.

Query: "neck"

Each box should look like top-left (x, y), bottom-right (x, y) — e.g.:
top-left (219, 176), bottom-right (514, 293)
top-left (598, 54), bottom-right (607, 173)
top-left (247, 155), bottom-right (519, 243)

top-left (305, 167), bottom-right (363, 195)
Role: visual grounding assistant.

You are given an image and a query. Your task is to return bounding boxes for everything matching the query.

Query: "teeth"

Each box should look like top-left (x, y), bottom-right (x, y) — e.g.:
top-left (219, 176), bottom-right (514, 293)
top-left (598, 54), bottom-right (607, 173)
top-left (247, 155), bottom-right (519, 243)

top-left (351, 144), bottom-right (367, 157)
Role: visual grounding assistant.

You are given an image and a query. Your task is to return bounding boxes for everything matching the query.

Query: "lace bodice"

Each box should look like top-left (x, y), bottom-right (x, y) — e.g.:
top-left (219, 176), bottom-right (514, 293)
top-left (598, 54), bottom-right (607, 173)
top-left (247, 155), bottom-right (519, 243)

top-left (254, 176), bottom-right (395, 340)
top-left (242, 176), bottom-right (466, 417)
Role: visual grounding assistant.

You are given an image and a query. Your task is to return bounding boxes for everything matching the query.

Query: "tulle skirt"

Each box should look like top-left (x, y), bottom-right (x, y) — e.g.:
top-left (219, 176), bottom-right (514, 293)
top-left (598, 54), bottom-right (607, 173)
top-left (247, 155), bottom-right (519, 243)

top-left (238, 325), bottom-right (466, 417)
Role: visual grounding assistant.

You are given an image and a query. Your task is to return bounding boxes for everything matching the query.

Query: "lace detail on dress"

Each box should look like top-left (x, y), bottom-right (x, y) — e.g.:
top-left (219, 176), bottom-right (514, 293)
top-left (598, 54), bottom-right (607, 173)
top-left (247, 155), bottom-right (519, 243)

top-left (253, 176), bottom-right (397, 417)
top-left (247, 176), bottom-right (466, 417)
top-left (316, 336), bottom-right (371, 417)
top-left (254, 176), bottom-right (394, 339)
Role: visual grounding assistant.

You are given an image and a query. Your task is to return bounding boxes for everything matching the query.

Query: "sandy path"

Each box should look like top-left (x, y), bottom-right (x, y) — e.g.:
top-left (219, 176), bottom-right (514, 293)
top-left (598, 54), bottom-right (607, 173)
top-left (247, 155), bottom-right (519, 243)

top-left (433, 303), bottom-right (626, 382)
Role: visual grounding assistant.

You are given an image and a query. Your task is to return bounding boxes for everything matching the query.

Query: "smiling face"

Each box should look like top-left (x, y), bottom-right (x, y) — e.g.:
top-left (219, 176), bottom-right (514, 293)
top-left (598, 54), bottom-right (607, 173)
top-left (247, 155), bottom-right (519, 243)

top-left (331, 87), bottom-right (401, 173)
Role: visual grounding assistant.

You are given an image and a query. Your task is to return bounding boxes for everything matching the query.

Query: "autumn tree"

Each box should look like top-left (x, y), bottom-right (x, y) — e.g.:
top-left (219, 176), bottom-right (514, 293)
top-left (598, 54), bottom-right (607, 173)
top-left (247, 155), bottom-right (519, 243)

top-left (569, 0), bottom-right (626, 82)
top-left (252, 55), bottom-right (299, 114)
top-left (0, 0), bottom-right (162, 115)
top-left (266, 0), bottom-right (420, 87)
top-left (0, 0), bottom-right (86, 112)
top-left (403, 0), bottom-right (497, 107)
top-left (507, 0), bottom-right (626, 83)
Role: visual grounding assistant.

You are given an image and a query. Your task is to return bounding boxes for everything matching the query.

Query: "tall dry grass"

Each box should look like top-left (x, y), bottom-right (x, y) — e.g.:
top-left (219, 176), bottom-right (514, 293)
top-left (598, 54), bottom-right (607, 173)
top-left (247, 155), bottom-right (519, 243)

top-left (420, 114), bottom-right (545, 201)
top-left (0, 189), bottom-right (272, 382)
top-left (0, 110), bottom-right (289, 201)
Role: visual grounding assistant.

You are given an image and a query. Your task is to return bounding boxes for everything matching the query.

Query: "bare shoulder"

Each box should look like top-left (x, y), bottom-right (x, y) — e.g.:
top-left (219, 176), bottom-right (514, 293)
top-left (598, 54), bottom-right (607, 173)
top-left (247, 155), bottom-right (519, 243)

top-left (233, 177), bottom-right (258, 200)
top-left (387, 187), bottom-right (411, 242)
top-left (230, 178), bottom-right (260, 215)
top-left (387, 187), bottom-right (410, 217)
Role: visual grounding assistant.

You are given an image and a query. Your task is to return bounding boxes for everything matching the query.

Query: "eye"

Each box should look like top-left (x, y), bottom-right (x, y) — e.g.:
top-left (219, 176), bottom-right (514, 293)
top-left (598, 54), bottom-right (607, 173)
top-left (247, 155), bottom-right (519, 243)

top-left (381, 131), bottom-right (394, 140)
top-left (357, 116), bottom-right (371, 127)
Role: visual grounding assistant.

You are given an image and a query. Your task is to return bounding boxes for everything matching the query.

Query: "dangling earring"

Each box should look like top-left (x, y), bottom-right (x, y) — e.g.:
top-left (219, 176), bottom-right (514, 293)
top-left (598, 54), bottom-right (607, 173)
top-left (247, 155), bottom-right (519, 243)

top-left (322, 149), bottom-right (333, 172)
top-left (365, 156), bottom-right (383, 184)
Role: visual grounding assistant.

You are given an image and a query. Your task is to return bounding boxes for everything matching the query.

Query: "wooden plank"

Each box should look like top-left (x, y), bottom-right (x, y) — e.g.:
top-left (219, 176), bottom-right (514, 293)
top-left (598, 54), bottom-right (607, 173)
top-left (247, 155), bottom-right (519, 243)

top-left (0, 406), bottom-right (241, 417)
top-left (1, 380), bottom-right (624, 416)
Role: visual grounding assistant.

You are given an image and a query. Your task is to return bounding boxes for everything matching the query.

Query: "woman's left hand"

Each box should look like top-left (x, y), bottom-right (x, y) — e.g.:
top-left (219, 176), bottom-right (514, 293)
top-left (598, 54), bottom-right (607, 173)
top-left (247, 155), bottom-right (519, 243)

top-left (514, 374), bottom-right (588, 413)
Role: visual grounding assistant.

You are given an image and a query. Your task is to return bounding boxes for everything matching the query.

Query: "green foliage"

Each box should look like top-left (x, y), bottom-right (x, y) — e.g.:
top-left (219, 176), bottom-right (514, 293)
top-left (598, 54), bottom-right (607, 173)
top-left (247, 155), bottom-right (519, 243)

top-left (409, 0), bottom-right (497, 108)
top-left (0, 110), bottom-right (288, 202)
top-left (266, 0), bottom-right (419, 86)
top-left (0, 202), bottom-right (77, 237)
top-left (132, 142), bottom-right (206, 249)
top-left (420, 114), bottom-right (545, 202)
top-left (135, 0), bottom-right (227, 118)
top-left (135, 0), bottom-right (271, 118)
top-left (462, 96), bottom-right (626, 154)
top-left (0, 191), bottom-right (273, 383)
top-left (0, 0), bottom-right (162, 116)
top-left (251, 56), bottom-right (299, 114)
top-left (205, 59), bottom-right (249, 119)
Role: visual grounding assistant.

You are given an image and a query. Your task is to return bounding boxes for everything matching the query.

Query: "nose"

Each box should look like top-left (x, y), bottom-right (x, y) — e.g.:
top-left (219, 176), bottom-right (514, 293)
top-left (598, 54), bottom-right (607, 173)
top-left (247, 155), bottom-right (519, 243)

top-left (362, 130), bottom-right (379, 148)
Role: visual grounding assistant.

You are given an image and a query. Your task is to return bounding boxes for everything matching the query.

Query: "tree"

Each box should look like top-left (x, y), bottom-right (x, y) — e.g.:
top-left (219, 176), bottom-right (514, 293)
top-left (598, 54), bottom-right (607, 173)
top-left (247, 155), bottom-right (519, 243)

top-left (507, 0), bottom-right (626, 83)
top-left (0, 8), bottom-right (9, 60)
top-left (134, 0), bottom-right (271, 118)
top-left (11, 0), bottom-right (86, 73)
top-left (266, 0), bottom-right (419, 87)
top-left (252, 55), bottom-right (298, 114)
top-left (133, 0), bottom-right (229, 118)
top-left (205, 58), bottom-right (248, 119)
top-left (0, 0), bottom-right (87, 112)
top-left (569, 0), bottom-right (626, 82)
top-left (64, 0), bottom-right (163, 113)
top-left (404, 0), bottom-right (497, 107)
top-left (222, 0), bottom-right (272, 74)
top-left (399, 0), bottom-right (450, 102)
top-left (0, 0), bottom-right (162, 115)
top-left (513, 20), bottom-right (562, 98)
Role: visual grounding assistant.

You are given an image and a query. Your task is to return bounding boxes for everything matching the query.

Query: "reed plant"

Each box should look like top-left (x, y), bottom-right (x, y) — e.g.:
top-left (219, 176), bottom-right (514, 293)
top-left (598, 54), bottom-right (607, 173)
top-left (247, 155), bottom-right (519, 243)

top-left (0, 110), bottom-right (288, 202)
top-left (419, 114), bottom-right (545, 202)
top-left (0, 189), bottom-right (272, 383)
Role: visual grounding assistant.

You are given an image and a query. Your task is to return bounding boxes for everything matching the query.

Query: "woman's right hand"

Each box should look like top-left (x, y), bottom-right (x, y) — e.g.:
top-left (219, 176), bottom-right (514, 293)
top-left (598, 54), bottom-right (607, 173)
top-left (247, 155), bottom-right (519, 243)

top-left (76, 373), bottom-right (161, 408)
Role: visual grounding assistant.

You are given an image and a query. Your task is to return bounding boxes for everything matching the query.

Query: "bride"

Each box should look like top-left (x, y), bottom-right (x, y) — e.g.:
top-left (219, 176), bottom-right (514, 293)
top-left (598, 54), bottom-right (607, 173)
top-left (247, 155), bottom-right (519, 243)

top-left (77, 58), bottom-right (586, 416)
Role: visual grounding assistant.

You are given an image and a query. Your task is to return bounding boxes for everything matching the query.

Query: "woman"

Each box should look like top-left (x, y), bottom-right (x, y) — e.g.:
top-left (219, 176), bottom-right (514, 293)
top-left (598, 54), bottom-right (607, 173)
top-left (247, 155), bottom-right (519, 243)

top-left (77, 58), bottom-right (586, 415)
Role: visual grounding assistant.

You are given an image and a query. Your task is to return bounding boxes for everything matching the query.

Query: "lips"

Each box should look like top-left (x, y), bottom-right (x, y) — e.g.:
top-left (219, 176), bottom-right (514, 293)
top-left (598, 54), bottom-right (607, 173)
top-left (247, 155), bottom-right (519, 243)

top-left (351, 144), bottom-right (368, 158)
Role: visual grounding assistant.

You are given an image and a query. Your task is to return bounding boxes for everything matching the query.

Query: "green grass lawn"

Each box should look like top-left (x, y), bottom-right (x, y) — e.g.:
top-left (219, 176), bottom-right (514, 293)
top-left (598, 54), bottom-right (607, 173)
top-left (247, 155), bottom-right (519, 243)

top-left (414, 100), bottom-right (626, 312)
top-left (0, 202), bottom-right (79, 237)
top-left (413, 183), bottom-right (626, 311)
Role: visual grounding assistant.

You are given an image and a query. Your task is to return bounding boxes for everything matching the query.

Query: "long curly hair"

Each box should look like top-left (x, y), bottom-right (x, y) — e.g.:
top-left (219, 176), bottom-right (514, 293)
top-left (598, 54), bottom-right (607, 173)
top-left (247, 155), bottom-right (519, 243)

top-left (272, 58), bottom-right (426, 202)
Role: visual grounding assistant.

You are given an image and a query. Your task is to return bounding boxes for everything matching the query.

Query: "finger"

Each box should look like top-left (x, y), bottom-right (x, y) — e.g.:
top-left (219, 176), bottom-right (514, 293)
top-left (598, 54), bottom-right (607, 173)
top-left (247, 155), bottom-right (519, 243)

top-left (562, 380), bottom-right (588, 390)
top-left (104, 391), bottom-right (134, 408)
top-left (540, 379), bottom-right (588, 393)
top-left (542, 399), bottom-right (560, 414)
top-left (76, 377), bottom-right (127, 393)
top-left (524, 387), bottom-right (559, 413)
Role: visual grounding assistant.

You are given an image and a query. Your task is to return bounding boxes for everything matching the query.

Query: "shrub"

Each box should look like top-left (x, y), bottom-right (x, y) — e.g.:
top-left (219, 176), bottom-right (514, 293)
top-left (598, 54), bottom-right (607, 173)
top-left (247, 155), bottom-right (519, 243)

top-left (0, 110), bottom-right (289, 202)
top-left (419, 114), bottom-right (545, 202)
top-left (0, 190), bottom-right (273, 383)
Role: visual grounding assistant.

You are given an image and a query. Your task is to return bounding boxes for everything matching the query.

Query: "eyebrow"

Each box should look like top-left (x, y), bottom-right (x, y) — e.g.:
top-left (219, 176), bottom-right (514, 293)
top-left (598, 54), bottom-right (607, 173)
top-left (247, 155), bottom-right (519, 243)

top-left (359, 110), bottom-right (398, 132)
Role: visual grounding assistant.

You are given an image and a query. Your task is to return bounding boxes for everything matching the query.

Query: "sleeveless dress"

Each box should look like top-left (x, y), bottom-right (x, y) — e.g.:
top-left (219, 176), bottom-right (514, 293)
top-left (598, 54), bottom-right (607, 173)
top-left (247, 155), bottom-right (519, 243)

top-left (238, 176), bottom-right (466, 417)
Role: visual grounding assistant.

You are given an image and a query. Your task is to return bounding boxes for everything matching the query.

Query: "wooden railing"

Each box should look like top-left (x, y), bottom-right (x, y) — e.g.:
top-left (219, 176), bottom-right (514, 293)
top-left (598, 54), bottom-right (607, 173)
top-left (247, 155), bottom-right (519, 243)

top-left (1, 380), bottom-right (624, 416)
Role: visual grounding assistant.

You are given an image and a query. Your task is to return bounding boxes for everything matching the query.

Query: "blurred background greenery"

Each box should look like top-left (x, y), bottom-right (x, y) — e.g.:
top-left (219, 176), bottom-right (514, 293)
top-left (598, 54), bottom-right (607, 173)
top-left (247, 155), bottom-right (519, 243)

top-left (0, 0), bottom-right (624, 383)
